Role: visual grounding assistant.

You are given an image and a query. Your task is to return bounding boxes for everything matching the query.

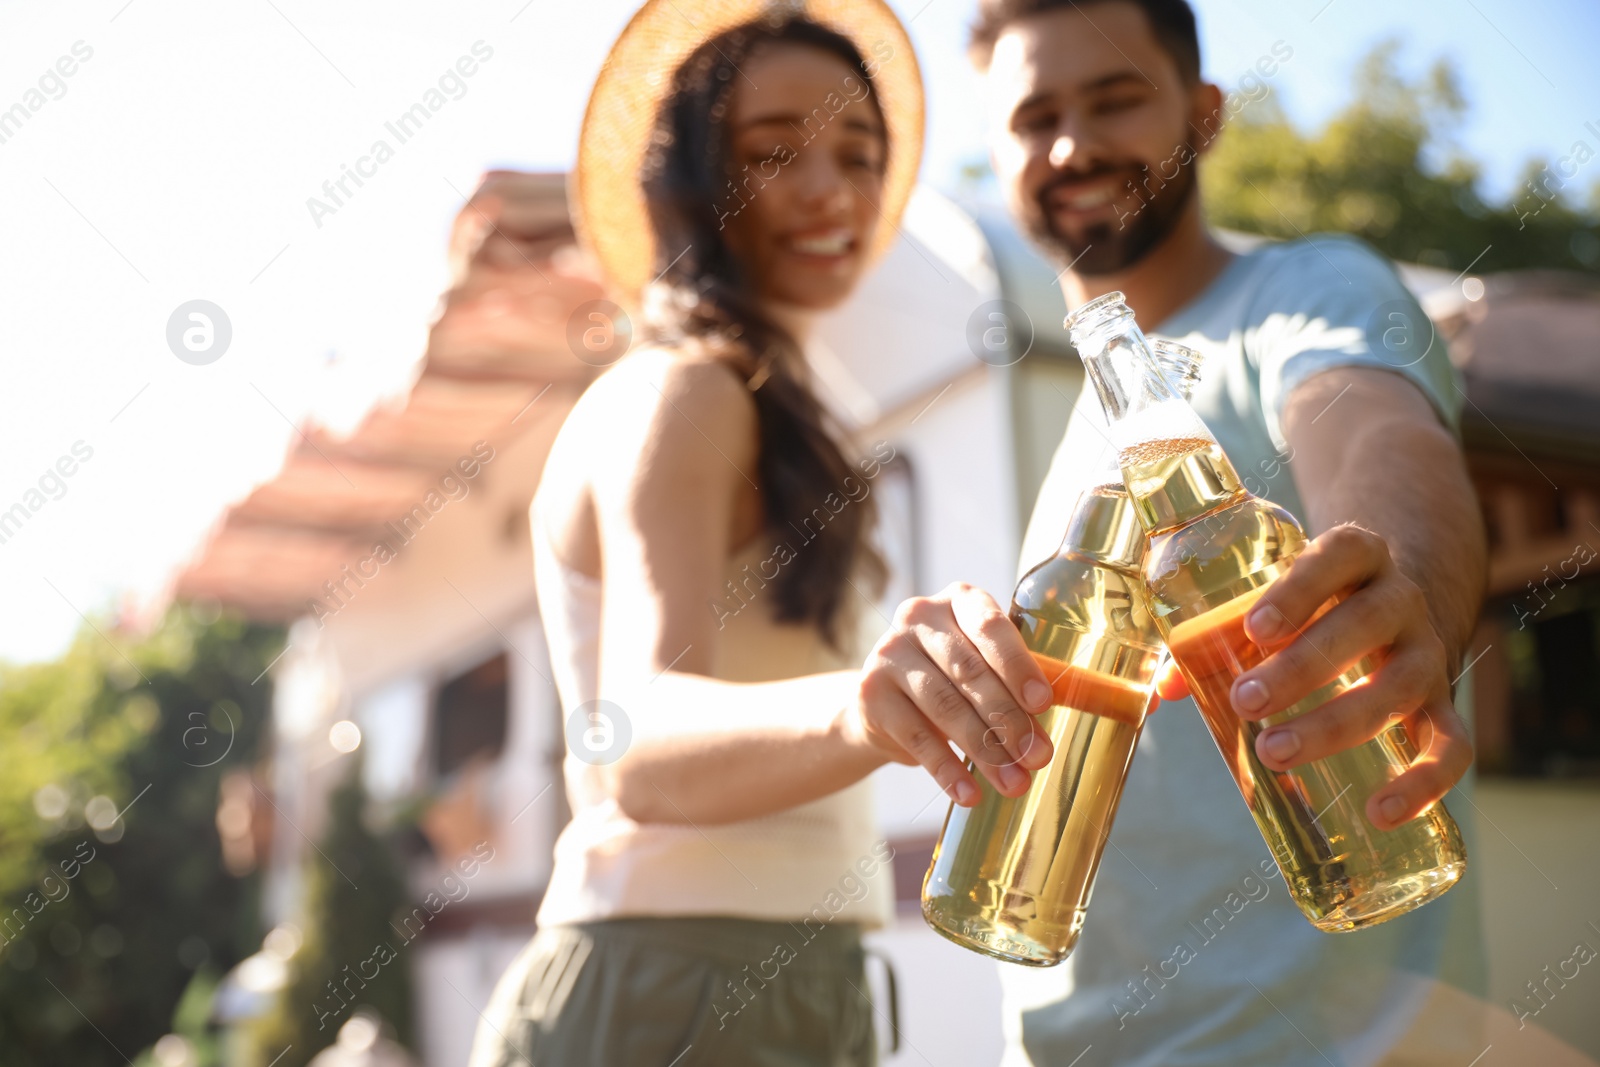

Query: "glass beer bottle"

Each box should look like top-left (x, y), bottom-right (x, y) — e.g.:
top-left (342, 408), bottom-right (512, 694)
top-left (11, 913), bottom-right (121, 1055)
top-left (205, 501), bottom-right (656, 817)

top-left (921, 342), bottom-right (1203, 966)
top-left (1066, 291), bottom-right (1467, 932)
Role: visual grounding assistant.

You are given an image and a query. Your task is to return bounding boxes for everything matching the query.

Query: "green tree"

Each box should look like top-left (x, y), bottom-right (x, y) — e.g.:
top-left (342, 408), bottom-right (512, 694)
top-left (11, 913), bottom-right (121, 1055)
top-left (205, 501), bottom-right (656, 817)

top-left (243, 767), bottom-right (415, 1067)
top-left (0, 607), bottom-right (281, 1066)
top-left (1202, 40), bottom-right (1600, 275)
top-left (130, 969), bottom-right (226, 1067)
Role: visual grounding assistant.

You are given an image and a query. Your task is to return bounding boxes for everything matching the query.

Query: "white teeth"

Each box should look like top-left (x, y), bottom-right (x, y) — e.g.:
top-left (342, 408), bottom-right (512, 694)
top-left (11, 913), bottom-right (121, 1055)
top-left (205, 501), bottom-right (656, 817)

top-left (1064, 188), bottom-right (1115, 209)
top-left (791, 231), bottom-right (851, 255)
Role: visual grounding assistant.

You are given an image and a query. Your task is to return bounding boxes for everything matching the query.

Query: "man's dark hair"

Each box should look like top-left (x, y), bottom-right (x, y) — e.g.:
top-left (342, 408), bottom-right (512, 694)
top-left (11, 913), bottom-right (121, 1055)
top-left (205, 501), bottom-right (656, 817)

top-left (968, 0), bottom-right (1201, 83)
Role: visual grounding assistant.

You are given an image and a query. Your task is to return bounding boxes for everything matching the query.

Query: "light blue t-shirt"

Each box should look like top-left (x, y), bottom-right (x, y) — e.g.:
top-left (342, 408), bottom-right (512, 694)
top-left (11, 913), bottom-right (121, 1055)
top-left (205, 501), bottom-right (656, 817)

top-left (1006, 235), bottom-right (1487, 1067)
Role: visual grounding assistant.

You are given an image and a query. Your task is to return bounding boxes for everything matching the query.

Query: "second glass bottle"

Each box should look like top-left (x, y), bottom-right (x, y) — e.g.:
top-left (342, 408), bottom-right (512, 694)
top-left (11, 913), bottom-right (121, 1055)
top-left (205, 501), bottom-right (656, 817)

top-left (921, 341), bottom-right (1202, 965)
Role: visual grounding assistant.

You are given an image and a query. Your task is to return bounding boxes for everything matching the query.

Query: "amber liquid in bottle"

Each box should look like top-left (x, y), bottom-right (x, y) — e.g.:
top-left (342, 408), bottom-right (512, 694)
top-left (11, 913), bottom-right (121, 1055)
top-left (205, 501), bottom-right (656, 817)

top-left (1125, 435), bottom-right (1467, 931)
top-left (921, 484), bottom-right (1163, 965)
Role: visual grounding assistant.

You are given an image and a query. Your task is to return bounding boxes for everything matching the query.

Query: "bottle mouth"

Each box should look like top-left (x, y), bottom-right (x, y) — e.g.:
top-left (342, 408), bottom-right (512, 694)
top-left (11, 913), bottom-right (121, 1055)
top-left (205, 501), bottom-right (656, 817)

top-left (1063, 291), bottom-right (1131, 346)
top-left (1150, 339), bottom-right (1205, 397)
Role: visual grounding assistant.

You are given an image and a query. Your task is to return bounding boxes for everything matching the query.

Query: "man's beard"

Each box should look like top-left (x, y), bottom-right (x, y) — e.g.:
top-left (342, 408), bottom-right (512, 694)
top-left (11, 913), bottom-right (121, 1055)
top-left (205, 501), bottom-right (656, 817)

top-left (1022, 154), bottom-right (1198, 276)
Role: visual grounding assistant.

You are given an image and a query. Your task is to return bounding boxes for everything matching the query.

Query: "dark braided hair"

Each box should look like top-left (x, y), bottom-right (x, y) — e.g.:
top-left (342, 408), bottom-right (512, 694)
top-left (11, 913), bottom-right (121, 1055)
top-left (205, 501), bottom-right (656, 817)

top-left (639, 16), bottom-right (888, 648)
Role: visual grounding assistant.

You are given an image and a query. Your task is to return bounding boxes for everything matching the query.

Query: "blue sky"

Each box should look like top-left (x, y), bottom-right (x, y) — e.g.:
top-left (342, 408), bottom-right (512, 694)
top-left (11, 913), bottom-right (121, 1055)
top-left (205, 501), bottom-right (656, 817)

top-left (477, 0), bottom-right (1600, 206)
top-left (0, 0), bottom-right (1595, 666)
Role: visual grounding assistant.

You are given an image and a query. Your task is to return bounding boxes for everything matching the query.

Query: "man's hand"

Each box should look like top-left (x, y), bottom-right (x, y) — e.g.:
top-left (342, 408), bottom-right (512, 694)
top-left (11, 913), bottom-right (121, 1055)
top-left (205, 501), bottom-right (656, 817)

top-left (840, 583), bottom-right (1056, 807)
top-left (1158, 524), bottom-right (1474, 831)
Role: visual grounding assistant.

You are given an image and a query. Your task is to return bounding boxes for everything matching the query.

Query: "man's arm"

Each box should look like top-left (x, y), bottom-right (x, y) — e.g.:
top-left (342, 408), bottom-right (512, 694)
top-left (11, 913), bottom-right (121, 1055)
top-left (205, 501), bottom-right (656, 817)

top-left (1285, 368), bottom-right (1487, 670)
top-left (1216, 366), bottom-right (1486, 829)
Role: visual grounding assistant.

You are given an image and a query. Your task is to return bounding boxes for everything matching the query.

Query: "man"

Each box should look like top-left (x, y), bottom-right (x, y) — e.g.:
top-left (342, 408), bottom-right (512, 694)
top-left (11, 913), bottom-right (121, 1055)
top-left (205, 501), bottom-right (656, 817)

top-left (844, 0), bottom-right (1491, 1062)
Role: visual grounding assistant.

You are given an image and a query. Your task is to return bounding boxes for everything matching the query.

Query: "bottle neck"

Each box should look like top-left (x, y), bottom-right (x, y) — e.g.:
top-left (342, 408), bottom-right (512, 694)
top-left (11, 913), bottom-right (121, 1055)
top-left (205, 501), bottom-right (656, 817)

top-left (1067, 299), bottom-right (1234, 534)
top-left (1120, 437), bottom-right (1245, 533)
top-left (1060, 483), bottom-right (1146, 573)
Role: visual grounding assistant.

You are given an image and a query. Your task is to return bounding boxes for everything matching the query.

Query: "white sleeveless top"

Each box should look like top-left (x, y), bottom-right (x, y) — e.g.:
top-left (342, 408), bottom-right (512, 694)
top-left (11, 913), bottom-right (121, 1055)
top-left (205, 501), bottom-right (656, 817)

top-left (532, 521), bottom-right (892, 929)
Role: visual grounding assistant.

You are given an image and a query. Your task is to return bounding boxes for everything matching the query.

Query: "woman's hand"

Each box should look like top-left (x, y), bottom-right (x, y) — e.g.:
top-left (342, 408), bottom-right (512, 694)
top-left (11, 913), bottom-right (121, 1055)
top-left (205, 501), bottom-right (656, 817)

top-left (839, 582), bottom-right (1056, 807)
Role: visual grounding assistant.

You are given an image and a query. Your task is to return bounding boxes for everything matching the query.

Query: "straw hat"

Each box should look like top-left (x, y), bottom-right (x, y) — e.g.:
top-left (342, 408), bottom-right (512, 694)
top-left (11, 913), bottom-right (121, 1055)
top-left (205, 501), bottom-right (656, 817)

top-left (573, 0), bottom-right (925, 301)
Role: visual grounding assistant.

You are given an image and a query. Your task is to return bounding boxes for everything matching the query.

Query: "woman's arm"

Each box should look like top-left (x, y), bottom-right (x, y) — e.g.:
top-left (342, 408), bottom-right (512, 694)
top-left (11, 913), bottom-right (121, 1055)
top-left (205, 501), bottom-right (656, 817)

top-left (581, 352), bottom-right (884, 826)
top-left (612, 669), bottom-right (882, 825)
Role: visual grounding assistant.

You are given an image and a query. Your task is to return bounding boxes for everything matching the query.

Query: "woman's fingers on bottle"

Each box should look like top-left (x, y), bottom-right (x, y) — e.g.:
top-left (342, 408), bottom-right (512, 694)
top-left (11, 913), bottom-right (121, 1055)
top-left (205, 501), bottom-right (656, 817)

top-left (1231, 579), bottom-right (1410, 720)
top-left (1243, 525), bottom-right (1390, 647)
top-left (903, 662), bottom-right (1034, 795)
top-left (872, 630), bottom-right (1033, 797)
top-left (1365, 700), bottom-right (1473, 831)
top-left (943, 582), bottom-right (1055, 713)
top-left (912, 594), bottom-right (1053, 772)
top-left (858, 670), bottom-right (981, 805)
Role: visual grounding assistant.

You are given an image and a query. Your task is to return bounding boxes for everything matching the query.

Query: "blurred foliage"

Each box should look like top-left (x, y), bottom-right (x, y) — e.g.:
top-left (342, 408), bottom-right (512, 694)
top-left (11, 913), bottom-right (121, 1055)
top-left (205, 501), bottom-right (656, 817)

top-left (1203, 40), bottom-right (1600, 274)
top-left (242, 767), bottom-right (415, 1067)
top-left (130, 969), bottom-right (226, 1067)
top-left (0, 606), bottom-right (282, 1067)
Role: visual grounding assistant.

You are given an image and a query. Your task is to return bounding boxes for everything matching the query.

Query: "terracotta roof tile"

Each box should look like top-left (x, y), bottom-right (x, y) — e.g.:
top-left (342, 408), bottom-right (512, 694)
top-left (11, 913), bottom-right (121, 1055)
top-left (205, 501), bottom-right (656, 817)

top-left (172, 171), bottom-right (600, 618)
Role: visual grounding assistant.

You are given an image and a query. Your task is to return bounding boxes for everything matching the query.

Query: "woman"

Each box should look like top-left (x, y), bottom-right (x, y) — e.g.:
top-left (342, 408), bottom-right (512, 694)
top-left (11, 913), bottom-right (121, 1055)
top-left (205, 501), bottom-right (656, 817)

top-left (470, 2), bottom-right (1050, 1064)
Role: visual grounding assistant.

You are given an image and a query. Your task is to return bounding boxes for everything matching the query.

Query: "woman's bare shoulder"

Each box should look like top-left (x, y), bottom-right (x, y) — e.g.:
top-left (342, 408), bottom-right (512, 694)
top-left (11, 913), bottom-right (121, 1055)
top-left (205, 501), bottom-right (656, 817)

top-left (563, 343), bottom-right (757, 461)
top-left (537, 342), bottom-right (760, 568)
top-left (594, 343), bottom-right (751, 411)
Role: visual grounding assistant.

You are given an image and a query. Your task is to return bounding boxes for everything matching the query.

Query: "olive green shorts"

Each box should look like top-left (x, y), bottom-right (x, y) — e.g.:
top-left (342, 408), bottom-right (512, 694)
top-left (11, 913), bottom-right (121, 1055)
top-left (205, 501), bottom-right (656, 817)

top-left (467, 916), bottom-right (880, 1067)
